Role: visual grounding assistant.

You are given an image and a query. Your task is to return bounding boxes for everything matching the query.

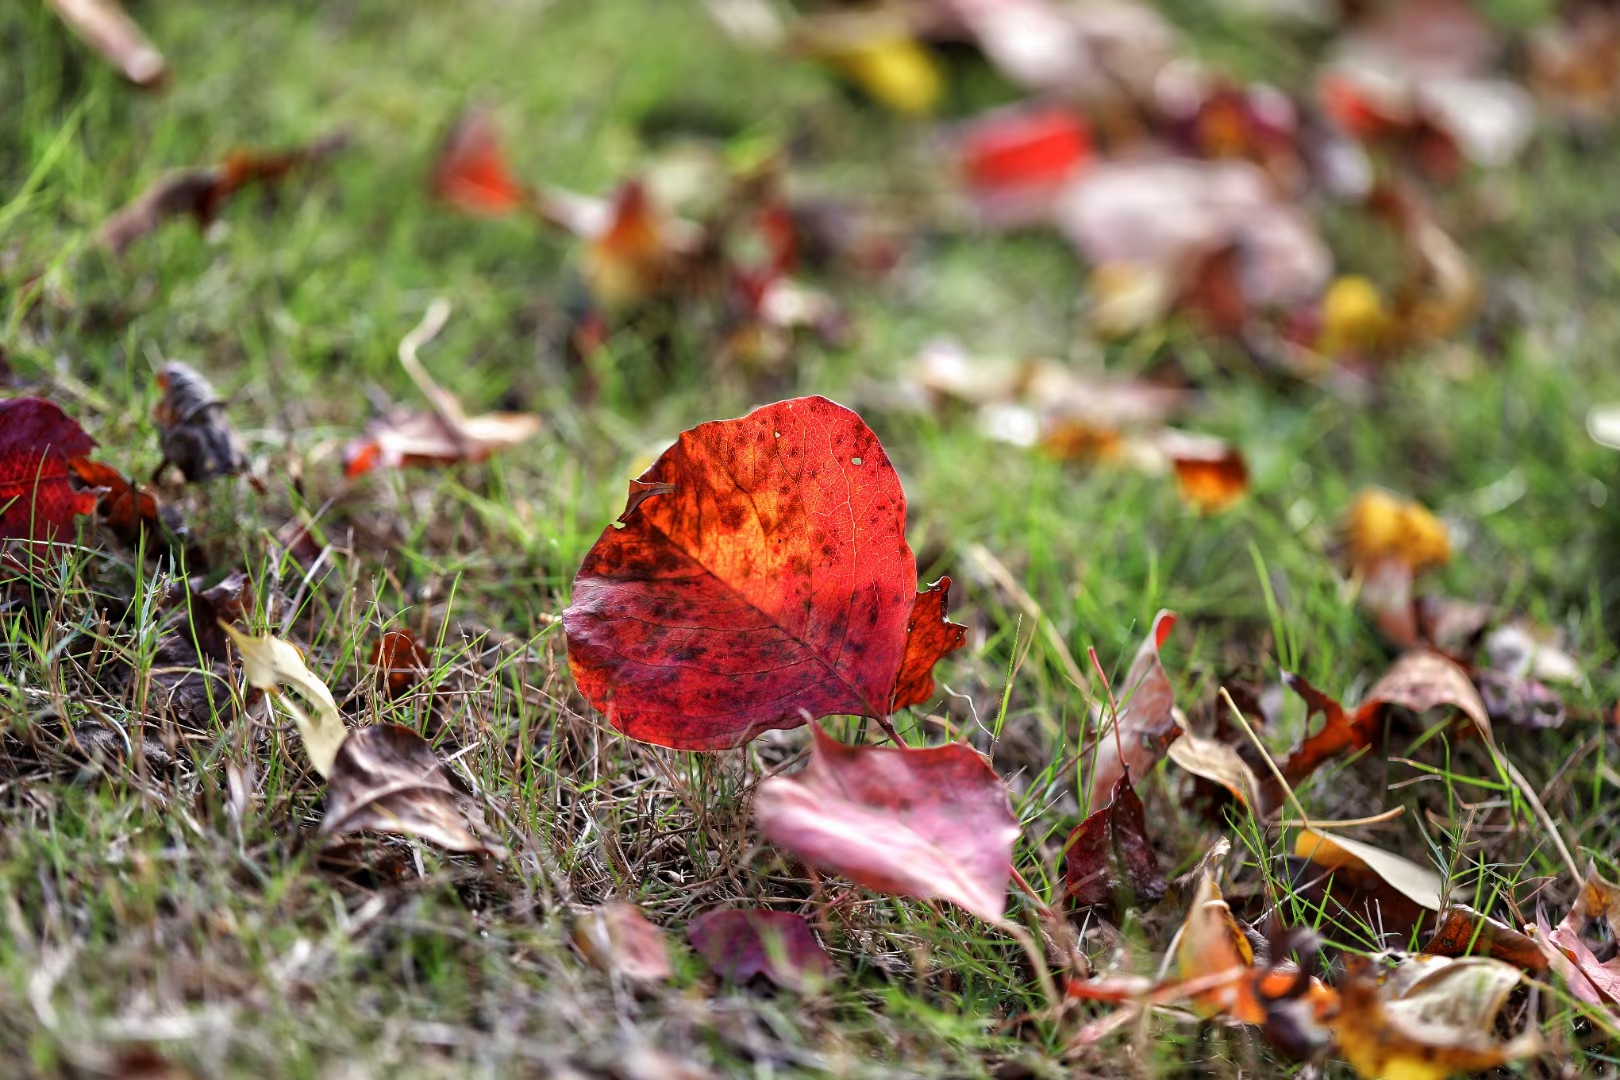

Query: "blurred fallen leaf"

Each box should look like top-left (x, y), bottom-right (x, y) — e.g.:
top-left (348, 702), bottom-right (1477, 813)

top-left (1160, 430), bottom-right (1249, 513)
top-left (344, 299), bottom-right (541, 477)
top-left (0, 397), bottom-right (98, 563)
top-left (369, 629), bottom-right (431, 699)
top-left (956, 103), bottom-right (1093, 227)
top-left (47, 0), bottom-right (166, 87)
top-left (756, 723), bottom-right (1019, 923)
top-left (574, 901), bottom-right (674, 983)
top-left (1087, 611), bottom-right (1180, 802)
top-left (153, 361), bottom-right (250, 483)
top-left (687, 909), bottom-right (832, 991)
top-left (318, 723), bottom-right (504, 857)
top-left (223, 625), bottom-right (347, 778)
top-left (98, 134), bottom-right (347, 254)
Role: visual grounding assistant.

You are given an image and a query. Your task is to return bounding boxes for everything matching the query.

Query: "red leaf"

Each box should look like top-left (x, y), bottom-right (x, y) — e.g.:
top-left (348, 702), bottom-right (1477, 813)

top-left (432, 108), bottom-right (528, 217)
top-left (66, 458), bottom-right (162, 546)
top-left (890, 576), bottom-right (968, 712)
top-left (1087, 611), bottom-right (1180, 802)
top-left (0, 397), bottom-right (97, 560)
top-left (564, 396), bottom-right (960, 750)
top-left (1064, 772), bottom-right (1165, 908)
top-left (687, 909), bottom-right (833, 990)
top-left (755, 723), bottom-right (1018, 922)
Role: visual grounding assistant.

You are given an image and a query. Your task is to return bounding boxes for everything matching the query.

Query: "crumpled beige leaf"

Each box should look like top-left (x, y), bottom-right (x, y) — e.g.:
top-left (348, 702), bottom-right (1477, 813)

top-left (223, 624), bottom-right (347, 778)
top-left (318, 724), bottom-right (504, 857)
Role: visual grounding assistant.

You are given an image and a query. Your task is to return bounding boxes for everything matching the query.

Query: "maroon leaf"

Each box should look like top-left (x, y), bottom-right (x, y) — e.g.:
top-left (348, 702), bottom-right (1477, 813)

top-left (687, 909), bottom-right (833, 990)
top-left (1064, 772), bottom-right (1165, 908)
top-left (755, 723), bottom-right (1019, 922)
top-left (0, 397), bottom-right (97, 561)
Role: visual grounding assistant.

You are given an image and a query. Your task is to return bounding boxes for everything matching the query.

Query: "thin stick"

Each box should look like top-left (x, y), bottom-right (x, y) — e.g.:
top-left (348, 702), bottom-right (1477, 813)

top-left (1009, 865), bottom-right (1058, 923)
top-left (1087, 646), bottom-right (1126, 777)
top-left (396, 297), bottom-right (467, 437)
top-left (1280, 806), bottom-right (1405, 829)
top-left (1219, 687), bottom-right (1310, 830)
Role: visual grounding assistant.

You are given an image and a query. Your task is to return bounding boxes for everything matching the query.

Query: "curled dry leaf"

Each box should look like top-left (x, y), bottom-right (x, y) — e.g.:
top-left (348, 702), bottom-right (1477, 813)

top-left (1063, 771), bottom-right (1165, 908)
top-left (1544, 863), bottom-right (1620, 1002)
top-left (756, 723), bottom-right (1018, 923)
top-left (222, 625), bottom-right (347, 778)
top-left (99, 134), bottom-right (347, 254)
top-left (564, 396), bottom-right (965, 751)
top-left (573, 901), bottom-right (674, 983)
top-left (687, 909), bottom-right (833, 991)
top-left (47, 0), bottom-right (165, 87)
top-left (0, 397), bottom-right (97, 561)
top-left (154, 362), bottom-right (250, 483)
top-left (318, 723), bottom-right (503, 857)
top-left (1293, 827), bottom-right (1446, 912)
top-left (1346, 487), bottom-right (1449, 646)
top-left (344, 300), bottom-right (542, 478)
top-left (1166, 726), bottom-right (1260, 810)
top-left (1087, 610), bottom-right (1180, 803)
top-left (1332, 955), bottom-right (1538, 1080)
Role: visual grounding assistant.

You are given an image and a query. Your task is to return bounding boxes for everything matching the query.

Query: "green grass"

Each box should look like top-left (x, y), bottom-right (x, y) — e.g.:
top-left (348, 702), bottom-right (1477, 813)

top-left (4, 1), bottom-right (1620, 1076)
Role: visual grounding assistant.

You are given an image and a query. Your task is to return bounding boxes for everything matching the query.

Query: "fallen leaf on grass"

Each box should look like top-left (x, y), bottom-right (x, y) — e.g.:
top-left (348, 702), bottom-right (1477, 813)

top-left (431, 108), bottom-right (530, 217)
top-left (1345, 487), bottom-right (1451, 646)
top-left (1087, 611), bottom-right (1180, 802)
top-left (756, 723), bottom-right (1018, 922)
top-left (574, 901), bottom-right (674, 983)
top-left (955, 103), bottom-right (1094, 227)
top-left (153, 361), bottom-right (250, 483)
top-left (0, 397), bottom-right (98, 562)
top-left (223, 625), bottom-right (347, 778)
top-left (1545, 863), bottom-right (1620, 1002)
top-left (318, 723), bottom-right (503, 857)
top-left (687, 909), bottom-right (832, 991)
top-left (65, 458), bottom-right (162, 546)
top-left (1331, 954), bottom-right (1539, 1080)
top-left (1064, 771), bottom-right (1165, 908)
top-left (370, 629), bottom-right (431, 698)
top-left (1294, 827), bottom-right (1446, 912)
top-left (1166, 726), bottom-right (1261, 810)
top-left (1421, 905), bottom-right (1547, 973)
top-left (343, 300), bottom-right (542, 478)
top-left (47, 0), bottom-right (166, 87)
top-left (1161, 431), bottom-right (1249, 514)
top-left (99, 134), bottom-right (347, 254)
top-left (564, 396), bottom-right (965, 750)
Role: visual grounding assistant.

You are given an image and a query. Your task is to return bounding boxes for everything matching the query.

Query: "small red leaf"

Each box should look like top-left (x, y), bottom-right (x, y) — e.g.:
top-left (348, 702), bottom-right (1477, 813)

top-left (369, 629), bottom-right (431, 698)
top-left (1087, 611), bottom-right (1180, 802)
top-left (890, 576), bottom-right (968, 712)
top-left (432, 108), bottom-right (528, 217)
top-left (687, 909), bottom-right (833, 990)
top-left (565, 396), bottom-right (953, 750)
top-left (756, 724), bottom-right (1018, 922)
top-left (0, 397), bottom-right (97, 560)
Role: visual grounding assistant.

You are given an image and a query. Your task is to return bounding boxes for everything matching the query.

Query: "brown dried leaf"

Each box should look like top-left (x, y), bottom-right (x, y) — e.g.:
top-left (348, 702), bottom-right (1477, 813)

top-left (1166, 725), bottom-right (1261, 809)
top-left (1421, 905), bottom-right (1547, 973)
top-left (1088, 611), bottom-right (1180, 803)
top-left (154, 362), bottom-right (250, 483)
top-left (1293, 828), bottom-right (1445, 912)
top-left (318, 724), bottom-right (504, 857)
top-left (1063, 772), bottom-right (1165, 908)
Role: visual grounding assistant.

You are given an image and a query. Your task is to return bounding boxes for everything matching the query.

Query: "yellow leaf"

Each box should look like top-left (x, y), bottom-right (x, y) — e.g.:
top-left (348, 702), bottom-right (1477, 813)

top-left (1318, 274), bottom-right (1390, 356)
top-left (830, 37), bottom-right (943, 115)
top-left (223, 624), bottom-right (347, 778)
top-left (1293, 828), bottom-right (1446, 912)
top-left (1346, 488), bottom-right (1451, 573)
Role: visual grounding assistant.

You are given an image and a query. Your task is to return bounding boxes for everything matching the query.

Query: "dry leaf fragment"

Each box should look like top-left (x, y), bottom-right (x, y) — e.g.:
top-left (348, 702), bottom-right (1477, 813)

top-left (343, 300), bottom-right (541, 478)
top-left (1544, 863), bottom-right (1620, 1003)
top-left (756, 724), bottom-right (1019, 923)
top-left (574, 902), bottom-right (674, 983)
top-left (1294, 828), bottom-right (1446, 912)
top-left (318, 723), bottom-right (503, 857)
top-left (1166, 726), bottom-right (1261, 809)
top-left (687, 909), bottom-right (833, 991)
top-left (65, 458), bottom-right (163, 546)
top-left (47, 0), bottom-right (166, 87)
top-left (153, 362), bottom-right (250, 483)
top-left (1346, 488), bottom-right (1450, 640)
top-left (370, 629), bottom-right (431, 698)
top-left (98, 134), bottom-right (346, 254)
top-left (1063, 771), bottom-right (1165, 907)
top-left (1421, 905), bottom-right (1547, 973)
top-left (0, 397), bottom-right (98, 562)
top-left (222, 625), bottom-right (347, 778)
top-left (1087, 611), bottom-right (1180, 803)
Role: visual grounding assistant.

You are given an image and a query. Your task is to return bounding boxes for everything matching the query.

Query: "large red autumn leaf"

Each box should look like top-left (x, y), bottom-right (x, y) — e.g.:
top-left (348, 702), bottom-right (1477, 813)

top-left (0, 397), bottom-right (97, 558)
top-left (755, 723), bottom-right (1019, 923)
top-left (564, 396), bottom-right (965, 750)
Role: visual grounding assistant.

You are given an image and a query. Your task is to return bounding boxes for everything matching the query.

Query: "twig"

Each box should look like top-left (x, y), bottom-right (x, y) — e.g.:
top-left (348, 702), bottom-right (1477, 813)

top-left (1280, 806), bottom-right (1405, 830)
